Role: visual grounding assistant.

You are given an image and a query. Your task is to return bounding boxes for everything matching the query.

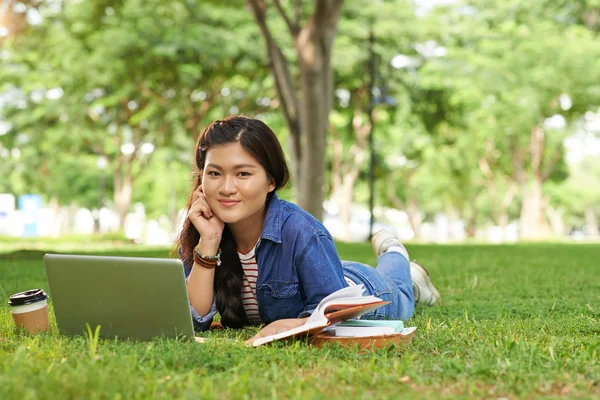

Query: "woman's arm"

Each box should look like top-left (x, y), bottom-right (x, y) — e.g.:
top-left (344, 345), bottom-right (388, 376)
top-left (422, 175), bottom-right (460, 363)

top-left (245, 317), bottom-right (309, 345)
top-left (183, 184), bottom-right (224, 331)
top-left (179, 241), bottom-right (218, 332)
top-left (295, 232), bottom-right (348, 317)
top-left (186, 237), bottom-right (220, 315)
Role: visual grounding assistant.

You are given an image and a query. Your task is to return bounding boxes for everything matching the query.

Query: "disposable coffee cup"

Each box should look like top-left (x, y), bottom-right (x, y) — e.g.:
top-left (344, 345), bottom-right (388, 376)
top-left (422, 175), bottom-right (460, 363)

top-left (8, 289), bottom-right (50, 333)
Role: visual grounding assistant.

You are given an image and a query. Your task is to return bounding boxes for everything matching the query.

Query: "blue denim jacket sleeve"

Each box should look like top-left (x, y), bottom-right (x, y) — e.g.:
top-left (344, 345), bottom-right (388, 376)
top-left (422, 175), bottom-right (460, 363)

top-left (179, 247), bottom-right (217, 332)
top-left (186, 281), bottom-right (217, 332)
top-left (295, 232), bottom-right (347, 318)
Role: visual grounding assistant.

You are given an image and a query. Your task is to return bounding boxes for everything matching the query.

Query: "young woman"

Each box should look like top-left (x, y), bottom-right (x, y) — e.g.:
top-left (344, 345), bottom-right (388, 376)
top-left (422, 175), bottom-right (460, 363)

top-left (177, 116), bottom-right (440, 341)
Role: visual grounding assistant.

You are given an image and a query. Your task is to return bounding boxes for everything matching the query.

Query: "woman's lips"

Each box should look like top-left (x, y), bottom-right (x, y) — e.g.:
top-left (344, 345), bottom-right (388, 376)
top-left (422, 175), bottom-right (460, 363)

top-left (218, 200), bottom-right (241, 207)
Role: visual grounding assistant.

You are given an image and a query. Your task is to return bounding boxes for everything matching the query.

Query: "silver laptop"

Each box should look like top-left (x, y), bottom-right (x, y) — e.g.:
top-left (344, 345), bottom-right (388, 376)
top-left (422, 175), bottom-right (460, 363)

top-left (44, 254), bottom-right (195, 341)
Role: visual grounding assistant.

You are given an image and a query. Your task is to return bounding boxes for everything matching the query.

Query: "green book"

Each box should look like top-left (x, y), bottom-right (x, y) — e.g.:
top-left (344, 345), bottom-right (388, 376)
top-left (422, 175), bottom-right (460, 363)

top-left (333, 319), bottom-right (404, 337)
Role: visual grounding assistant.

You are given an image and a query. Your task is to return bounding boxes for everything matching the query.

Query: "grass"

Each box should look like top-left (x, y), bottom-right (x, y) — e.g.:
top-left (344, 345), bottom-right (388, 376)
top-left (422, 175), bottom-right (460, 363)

top-left (1, 242), bottom-right (599, 399)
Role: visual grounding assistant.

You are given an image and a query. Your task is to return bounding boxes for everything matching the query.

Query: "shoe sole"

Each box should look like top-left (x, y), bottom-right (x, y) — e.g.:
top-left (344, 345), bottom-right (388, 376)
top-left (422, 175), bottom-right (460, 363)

top-left (411, 261), bottom-right (441, 304)
top-left (371, 230), bottom-right (401, 257)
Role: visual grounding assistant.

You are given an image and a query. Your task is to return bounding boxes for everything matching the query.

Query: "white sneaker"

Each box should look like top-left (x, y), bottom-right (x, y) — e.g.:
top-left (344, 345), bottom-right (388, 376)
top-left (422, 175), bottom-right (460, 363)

top-left (371, 229), bottom-right (408, 259)
top-left (372, 229), bottom-right (441, 306)
top-left (410, 261), bottom-right (441, 306)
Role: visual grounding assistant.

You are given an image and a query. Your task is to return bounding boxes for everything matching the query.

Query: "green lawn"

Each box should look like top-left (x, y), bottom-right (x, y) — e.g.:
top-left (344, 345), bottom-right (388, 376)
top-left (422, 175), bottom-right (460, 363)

top-left (1, 243), bottom-right (599, 399)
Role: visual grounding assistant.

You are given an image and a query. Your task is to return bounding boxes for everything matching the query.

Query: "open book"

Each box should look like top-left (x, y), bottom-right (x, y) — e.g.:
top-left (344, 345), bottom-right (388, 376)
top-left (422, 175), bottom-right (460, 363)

top-left (252, 284), bottom-right (388, 347)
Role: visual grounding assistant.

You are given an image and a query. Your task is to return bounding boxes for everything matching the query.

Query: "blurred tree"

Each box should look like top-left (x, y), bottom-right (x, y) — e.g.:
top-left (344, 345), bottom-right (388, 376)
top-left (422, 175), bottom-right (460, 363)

top-left (375, 8), bottom-right (470, 238)
top-left (329, 0), bottom-right (461, 239)
top-left (545, 149), bottom-right (600, 236)
top-left (326, 0), bottom-right (413, 240)
top-left (246, 0), bottom-right (344, 221)
top-left (425, 0), bottom-right (600, 239)
top-left (0, 0), bottom-right (34, 42)
top-left (1, 0), bottom-right (272, 229)
top-left (3, 0), bottom-right (600, 241)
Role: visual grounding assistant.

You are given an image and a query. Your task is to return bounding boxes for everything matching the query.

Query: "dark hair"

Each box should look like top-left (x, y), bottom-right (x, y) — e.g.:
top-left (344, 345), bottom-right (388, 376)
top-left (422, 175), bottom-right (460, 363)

top-left (177, 116), bottom-right (289, 328)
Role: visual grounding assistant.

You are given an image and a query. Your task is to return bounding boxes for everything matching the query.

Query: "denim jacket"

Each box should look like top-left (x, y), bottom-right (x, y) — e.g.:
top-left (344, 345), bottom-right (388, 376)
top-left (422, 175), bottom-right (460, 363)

top-left (181, 193), bottom-right (348, 332)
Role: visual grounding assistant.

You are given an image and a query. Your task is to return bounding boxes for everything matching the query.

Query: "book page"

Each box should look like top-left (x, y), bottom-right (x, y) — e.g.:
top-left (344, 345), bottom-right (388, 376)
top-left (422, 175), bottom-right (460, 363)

top-left (336, 319), bottom-right (404, 331)
top-left (333, 326), bottom-right (396, 337)
top-left (323, 302), bottom-right (389, 325)
top-left (400, 327), bottom-right (417, 335)
top-left (320, 297), bottom-right (383, 313)
top-left (252, 285), bottom-right (387, 347)
top-left (307, 284), bottom-right (380, 325)
top-left (251, 320), bottom-right (327, 347)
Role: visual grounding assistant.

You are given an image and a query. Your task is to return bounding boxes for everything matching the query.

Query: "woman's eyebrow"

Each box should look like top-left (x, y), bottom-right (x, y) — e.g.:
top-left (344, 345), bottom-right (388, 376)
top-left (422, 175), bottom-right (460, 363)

top-left (206, 163), bottom-right (258, 170)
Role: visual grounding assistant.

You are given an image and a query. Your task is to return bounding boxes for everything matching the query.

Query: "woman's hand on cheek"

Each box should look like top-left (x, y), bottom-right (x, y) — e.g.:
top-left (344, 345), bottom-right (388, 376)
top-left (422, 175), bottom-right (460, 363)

top-left (189, 185), bottom-right (224, 240)
top-left (245, 318), bottom-right (309, 346)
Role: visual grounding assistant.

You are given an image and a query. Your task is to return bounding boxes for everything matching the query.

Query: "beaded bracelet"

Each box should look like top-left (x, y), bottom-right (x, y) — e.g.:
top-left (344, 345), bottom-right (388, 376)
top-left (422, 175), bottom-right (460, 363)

top-left (195, 256), bottom-right (217, 269)
top-left (193, 245), bottom-right (222, 268)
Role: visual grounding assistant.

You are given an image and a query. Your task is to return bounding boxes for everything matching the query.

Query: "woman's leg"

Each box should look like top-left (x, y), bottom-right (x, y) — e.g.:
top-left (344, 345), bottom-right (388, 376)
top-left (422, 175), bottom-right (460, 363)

top-left (342, 261), bottom-right (414, 320)
top-left (374, 251), bottom-right (414, 312)
top-left (372, 229), bottom-right (441, 306)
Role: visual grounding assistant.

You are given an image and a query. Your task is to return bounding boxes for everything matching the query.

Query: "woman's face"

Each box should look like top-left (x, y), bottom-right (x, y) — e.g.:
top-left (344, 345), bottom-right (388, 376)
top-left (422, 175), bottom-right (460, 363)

top-left (202, 142), bottom-right (275, 225)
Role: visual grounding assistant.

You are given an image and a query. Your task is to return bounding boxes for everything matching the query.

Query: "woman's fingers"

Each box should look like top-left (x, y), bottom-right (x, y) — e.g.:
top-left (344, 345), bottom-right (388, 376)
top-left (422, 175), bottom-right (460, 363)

top-left (196, 200), bottom-right (212, 218)
top-left (192, 184), bottom-right (204, 202)
top-left (244, 318), bottom-right (310, 346)
top-left (191, 187), bottom-right (213, 218)
top-left (191, 203), bottom-right (212, 219)
top-left (245, 336), bottom-right (259, 346)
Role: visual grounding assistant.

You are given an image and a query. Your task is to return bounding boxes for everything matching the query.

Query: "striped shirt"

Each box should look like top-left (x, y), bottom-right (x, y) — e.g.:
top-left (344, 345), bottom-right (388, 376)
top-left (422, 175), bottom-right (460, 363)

top-left (238, 245), bottom-right (262, 324)
top-left (238, 246), bottom-right (356, 324)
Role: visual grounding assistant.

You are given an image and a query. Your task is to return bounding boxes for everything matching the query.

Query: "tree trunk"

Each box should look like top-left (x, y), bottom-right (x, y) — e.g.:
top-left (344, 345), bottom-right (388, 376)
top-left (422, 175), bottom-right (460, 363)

top-left (386, 172), bottom-right (422, 240)
top-left (498, 212), bottom-right (509, 230)
top-left (406, 198), bottom-right (422, 239)
top-left (0, 0), bottom-right (29, 43)
top-left (108, 123), bottom-right (153, 231)
top-left (248, 0), bottom-right (344, 221)
top-left (466, 214), bottom-right (477, 238)
top-left (498, 184), bottom-right (516, 226)
top-left (287, 135), bottom-right (301, 196)
top-left (387, 191), bottom-right (423, 240)
top-left (296, 52), bottom-right (329, 220)
top-left (585, 207), bottom-right (599, 237)
top-left (114, 172), bottom-right (133, 231)
top-left (545, 204), bottom-right (565, 237)
top-left (48, 196), bottom-right (61, 236)
top-left (293, 10), bottom-right (340, 221)
top-left (495, 184), bottom-right (516, 240)
top-left (519, 124), bottom-right (551, 239)
top-left (330, 109), bottom-right (369, 241)
top-left (519, 176), bottom-right (548, 239)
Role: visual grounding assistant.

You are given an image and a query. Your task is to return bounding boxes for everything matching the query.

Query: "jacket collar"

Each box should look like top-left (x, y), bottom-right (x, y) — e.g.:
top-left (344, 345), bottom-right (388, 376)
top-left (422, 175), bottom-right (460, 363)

top-left (261, 193), bottom-right (283, 244)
